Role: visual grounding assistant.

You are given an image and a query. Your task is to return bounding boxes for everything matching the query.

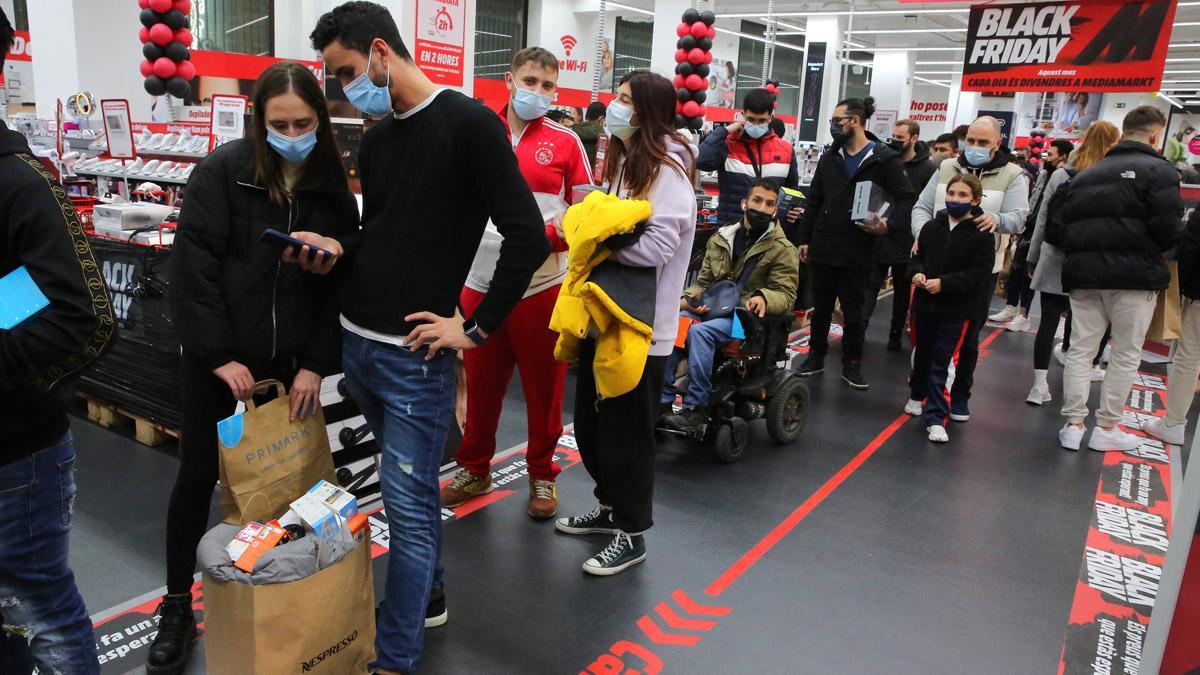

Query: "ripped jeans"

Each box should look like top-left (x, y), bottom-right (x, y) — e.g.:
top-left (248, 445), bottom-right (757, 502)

top-left (0, 432), bottom-right (99, 674)
top-left (342, 329), bottom-right (455, 674)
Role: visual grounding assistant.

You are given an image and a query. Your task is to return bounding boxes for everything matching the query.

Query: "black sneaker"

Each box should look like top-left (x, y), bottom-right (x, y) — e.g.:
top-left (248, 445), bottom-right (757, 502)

top-left (887, 329), bottom-right (902, 352)
top-left (950, 400), bottom-right (971, 422)
top-left (657, 401), bottom-right (675, 419)
top-left (146, 593), bottom-right (196, 674)
top-left (665, 407), bottom-right (707, 432)
top-left (583, 531), bottom-right (647, 576)
top-left (426, 585), bottom-right (448, 628)
top-left (796, 353), bottom-right (825, 376)
top-left (842, 361), bottom-right (869, 390)
top-left (555, 505), bottom-right (618, 535)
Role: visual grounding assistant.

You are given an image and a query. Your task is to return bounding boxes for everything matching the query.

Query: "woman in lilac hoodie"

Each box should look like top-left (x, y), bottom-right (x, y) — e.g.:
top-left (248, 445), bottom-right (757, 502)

top-left (554, 70), bottom-right (698, 576)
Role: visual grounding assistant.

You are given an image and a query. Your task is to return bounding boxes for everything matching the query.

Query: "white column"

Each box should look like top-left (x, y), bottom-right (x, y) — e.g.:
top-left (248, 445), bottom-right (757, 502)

top-left (801, 15), bottom-right (844, 145)
top-left (869, 50), bottom-right (914, 125)
top-left (26, 0), bottom-right (80, 119)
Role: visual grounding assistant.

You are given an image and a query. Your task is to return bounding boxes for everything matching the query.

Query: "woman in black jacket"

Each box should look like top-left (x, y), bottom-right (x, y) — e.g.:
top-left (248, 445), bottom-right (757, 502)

top-left (148, 62), bottom-right (359, 674)
top-left (904, 175), bottom-right (995, 444)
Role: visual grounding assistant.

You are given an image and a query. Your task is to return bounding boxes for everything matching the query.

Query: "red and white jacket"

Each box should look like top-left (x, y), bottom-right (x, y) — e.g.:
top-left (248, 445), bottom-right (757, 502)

top-left (466, 106), bottom-right (593, 297)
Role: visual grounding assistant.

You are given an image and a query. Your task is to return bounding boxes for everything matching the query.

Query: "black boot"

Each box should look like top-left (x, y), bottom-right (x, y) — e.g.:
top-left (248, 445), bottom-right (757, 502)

top-left (887, 328), bottom-right (902, 352)
top-left (146, 593), bottom-right (196, 674)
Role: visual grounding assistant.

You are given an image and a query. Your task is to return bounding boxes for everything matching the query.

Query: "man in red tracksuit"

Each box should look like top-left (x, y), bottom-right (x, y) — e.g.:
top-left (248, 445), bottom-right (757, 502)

top-left (441, 47), bottom-right (593, 519)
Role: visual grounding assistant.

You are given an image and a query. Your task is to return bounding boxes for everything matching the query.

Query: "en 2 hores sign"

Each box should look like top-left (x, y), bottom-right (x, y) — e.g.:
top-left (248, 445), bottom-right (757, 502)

top-left (961, 0), bottom-right (1177, 93)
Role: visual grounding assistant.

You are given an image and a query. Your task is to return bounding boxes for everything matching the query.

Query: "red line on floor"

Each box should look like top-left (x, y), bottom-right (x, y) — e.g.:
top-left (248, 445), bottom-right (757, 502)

top-left (452, 490), bottom-right (514, 518)
top-left (704, 327), bottom-right (1003, 598)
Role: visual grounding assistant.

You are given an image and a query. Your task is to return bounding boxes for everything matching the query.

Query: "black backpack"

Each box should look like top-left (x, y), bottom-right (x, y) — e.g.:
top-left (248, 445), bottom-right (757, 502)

top-left (1042, 167), bottom-right (1078, 248)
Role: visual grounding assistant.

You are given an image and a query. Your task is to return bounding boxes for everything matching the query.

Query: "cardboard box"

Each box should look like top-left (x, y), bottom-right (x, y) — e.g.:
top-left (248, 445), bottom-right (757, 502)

top-left (289, 494), bottom-right (344, 541)
top-left (234, 523), bottom-right (287, 573)
top-left (306, 480), bottom-right (358, 520)
top-left (225, 522), bottom-right (264, 562)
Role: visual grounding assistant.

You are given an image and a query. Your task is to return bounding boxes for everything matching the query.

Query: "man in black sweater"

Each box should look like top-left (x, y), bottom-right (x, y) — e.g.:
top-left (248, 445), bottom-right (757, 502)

top-left (304, 3), bottom-right (547, 673)
top-left (0, 9), bottom-right (116, 672)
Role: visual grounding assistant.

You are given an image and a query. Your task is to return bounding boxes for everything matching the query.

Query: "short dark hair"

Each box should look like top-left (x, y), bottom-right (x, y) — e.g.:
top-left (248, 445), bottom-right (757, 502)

top-left (311, 1), bottom-right (412, 61)
top-left (1122, 105), bottom-right (1167, 137)
top-left (836, 96), bottom-right (876, 124)
top-left (934, 133), bottom-right (958, 148)
top-left (545, 109), bottom-right (570, 123)
top-left (749, 177), bottom-right (781, 196)
top-left (0, 7), bottom-right (13, 72)
top-left (895, 119), bottom-right (920, 138)
top-left (769, 118), bottom-right (786, 138)
top-left (953, 124), bottom-right (969, 141)
top-left (512, 47), bottom-right (559, 73)
top-left (1049, 139), bottom-right (1074, 158)
top-left (585, 101), bottom-right (606, 121)
top-left (743, 89), bottom-right (776, 115)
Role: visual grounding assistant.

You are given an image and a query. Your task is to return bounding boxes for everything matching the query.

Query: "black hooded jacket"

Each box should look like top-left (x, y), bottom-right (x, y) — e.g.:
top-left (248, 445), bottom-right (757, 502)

top-left (0, 121), bottom-right (117, 466)
top-left (1060, 141), bottom-right (1183, 292)
top-left (791, 132), bottom-right (917, 269)
top-left (877, 140), bottom-right (937, 265)
top-left (170, 139), bottom-right (360, 376)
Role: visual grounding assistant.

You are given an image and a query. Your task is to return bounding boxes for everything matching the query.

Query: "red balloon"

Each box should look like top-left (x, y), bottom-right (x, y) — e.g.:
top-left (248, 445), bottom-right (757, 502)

top-left (685, 74), bottom-right (705, 91)
top-left (705, 51), bottom-right (713, 64)
top-left (153, 57), bottom-right (177, 79)
top-left (676, 101), bottom-right (684, 115)
top-left (690, 21), bottom-right (707, 39)
top-left (674, 48), bottom-right (688, 64)
top-left (149, 0), bottom-right (172, 12)
top-left (177, 59), bottom-right (196, 81)
top-left (139, 0), bottom-right (150, 7)
top-left (676, 23), bottom-right (689, 38)
top-left (149, 23), bottom-right (174, 46)
top-left (173, 0), bottom-right (191, 13)
top-left (139, 26), bottom-right (150, 43)
top-left (688, 48), bottom-right (706, 65)
top-left (674, 74), bottom-right (686, 89)
top-left (174, 28), bottom-right (194, 47)
top-left (707, 26), bottom-right (716, 39)
top-left (140, 60), bottom-right (154, 77)
top-left (697, 104), bottom-right (707, 117)
top-left (682, 101), bottom-right (700, 117)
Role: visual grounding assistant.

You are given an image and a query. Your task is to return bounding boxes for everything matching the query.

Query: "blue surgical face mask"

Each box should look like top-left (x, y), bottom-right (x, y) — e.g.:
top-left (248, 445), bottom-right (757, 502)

top-left (744, 122), bottom-right (769, 139)
top-left (605, 101), bottom-right (638, 141)
top-left (946, 201), bottom-right (973, 218)
top-left (343, 51), bottom-right (393, 116)
top-left (267, 126), bottom-right (319, 163)
top-left (511, 88), bottom-right (554, 122)
top-left (963, 146), bottom-right (992, 167)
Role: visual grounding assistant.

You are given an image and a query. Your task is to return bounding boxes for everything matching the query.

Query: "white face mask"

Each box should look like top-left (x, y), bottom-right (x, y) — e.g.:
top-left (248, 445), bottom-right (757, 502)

top-left (605, 101), bottom-right (638, 141)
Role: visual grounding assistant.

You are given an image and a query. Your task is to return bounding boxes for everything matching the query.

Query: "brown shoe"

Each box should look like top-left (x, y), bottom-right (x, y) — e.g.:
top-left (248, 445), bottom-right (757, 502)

top-left (528, 480), bottom-right (558, 519)
top-left (441, 469), bottom-right (493, 508)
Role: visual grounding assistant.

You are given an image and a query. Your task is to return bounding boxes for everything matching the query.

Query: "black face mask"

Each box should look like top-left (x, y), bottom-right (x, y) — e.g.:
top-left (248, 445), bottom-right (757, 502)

top-left (886, 138), bottom-right (904, 152)
top-left (745, 208), bottom-right (775, 235)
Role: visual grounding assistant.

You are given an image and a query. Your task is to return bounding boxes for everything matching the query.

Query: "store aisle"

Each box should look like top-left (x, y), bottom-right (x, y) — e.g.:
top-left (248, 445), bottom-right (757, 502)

top-left (66, 295), bottom-right (1185, 674)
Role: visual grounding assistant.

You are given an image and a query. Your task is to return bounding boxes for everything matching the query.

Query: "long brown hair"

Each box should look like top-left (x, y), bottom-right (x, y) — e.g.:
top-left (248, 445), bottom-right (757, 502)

top-left (1071, 121), bottom-right (1119, 172)
top-left (251, 61), bottom-right (345, 204)
top-left (603, 70), bottom-right (695, 198)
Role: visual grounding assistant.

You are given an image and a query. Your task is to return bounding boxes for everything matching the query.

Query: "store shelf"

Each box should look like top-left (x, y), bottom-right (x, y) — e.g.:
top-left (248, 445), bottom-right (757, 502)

top-left (73, 168), bottom-right (191, 185)
top-left (133, 147), bottom-right (208, 160)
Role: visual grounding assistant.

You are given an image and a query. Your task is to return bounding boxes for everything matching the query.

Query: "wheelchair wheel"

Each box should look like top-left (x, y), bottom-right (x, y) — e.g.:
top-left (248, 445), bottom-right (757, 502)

top-left (767, 377), bottom-right (809, 444)
top-left (712, 417), bottom-right (748, 463)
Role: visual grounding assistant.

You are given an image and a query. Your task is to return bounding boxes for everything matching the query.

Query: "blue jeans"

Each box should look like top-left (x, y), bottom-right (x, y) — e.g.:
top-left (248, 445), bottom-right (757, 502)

top-left (0, 432), bottom-right (99, 674)
top-left (342, 330), bottom-right (455, 673)
top-left (910, 313), bottom-right (969, 428)
top-left (661, 316), bottom-right (734, 409)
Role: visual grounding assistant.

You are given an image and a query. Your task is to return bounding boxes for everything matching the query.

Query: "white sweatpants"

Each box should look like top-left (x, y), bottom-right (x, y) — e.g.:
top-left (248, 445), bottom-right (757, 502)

top-left (1166, 298), bottom-right (1200, 427)
top-left (1061, 289), bottom-right (1157, 427)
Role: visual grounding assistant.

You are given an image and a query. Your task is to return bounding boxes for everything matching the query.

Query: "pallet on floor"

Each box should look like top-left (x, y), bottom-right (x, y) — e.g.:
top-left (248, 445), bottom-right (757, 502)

top-left (80, 395), bottom-right (179, 446)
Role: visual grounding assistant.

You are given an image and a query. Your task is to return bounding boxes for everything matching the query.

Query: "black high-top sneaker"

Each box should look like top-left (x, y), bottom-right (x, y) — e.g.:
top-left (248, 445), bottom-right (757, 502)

top-left (146, 593), bottom-right (196, 674)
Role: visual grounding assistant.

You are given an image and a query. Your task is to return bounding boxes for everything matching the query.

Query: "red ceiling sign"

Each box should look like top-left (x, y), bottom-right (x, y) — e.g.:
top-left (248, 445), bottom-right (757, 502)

top-left (961, 0), bottom-right (1177, 93)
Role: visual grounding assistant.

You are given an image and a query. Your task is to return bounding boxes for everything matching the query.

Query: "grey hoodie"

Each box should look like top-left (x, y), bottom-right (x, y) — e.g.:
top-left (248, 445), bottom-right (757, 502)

top-left (609, 138), bottom-right (698, 356)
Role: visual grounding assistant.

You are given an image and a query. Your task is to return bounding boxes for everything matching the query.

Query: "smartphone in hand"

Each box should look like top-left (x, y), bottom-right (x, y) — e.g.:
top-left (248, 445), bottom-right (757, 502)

top-left (260, 229), bottom-right (333, 261)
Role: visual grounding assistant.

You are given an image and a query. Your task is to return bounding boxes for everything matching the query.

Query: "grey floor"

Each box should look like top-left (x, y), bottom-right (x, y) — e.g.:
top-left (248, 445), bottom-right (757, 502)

top-left (66, 294), bottom-right (1190, 674)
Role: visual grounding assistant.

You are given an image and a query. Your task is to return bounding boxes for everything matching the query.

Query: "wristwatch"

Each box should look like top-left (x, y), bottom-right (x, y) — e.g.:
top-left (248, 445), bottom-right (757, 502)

top-left (463, 319), bottom-right (487, 346)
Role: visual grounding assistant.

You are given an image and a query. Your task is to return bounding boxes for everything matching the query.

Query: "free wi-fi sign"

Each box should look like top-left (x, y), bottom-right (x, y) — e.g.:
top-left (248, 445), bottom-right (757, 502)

top-left (560, 35), bottom-right (578, 56)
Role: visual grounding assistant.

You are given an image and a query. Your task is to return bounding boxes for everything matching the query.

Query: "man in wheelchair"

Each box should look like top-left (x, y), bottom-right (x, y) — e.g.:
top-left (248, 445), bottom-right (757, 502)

top-left (660, 178), bottom-right (800, 433)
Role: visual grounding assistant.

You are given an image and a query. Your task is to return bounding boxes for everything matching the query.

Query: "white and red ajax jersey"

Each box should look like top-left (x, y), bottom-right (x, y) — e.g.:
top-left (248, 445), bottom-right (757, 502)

top-left (467, 106), bottom-right (593, 297)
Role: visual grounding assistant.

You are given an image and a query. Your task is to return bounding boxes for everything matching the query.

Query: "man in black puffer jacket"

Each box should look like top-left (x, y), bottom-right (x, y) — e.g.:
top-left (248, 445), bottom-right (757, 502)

top-left (791, 97), bottom-right (916, 390)
top-left (1058, 105), bottom-right (1183, 453)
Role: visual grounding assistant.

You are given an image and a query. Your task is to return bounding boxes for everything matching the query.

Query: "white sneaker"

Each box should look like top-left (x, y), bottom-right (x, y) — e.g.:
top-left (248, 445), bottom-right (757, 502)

top-left (1089, 366), bottom-right (1106, 382)
top-left (904, 399), bottom-right (923, 416)
top-left (1143, 417), bottom-right (1185, 445)
top-left (1053, 343), bottom-right (1067, 367)
top-left (1006, 315), bottom-right (1032, 333)
top-left (1088, 426), bottom-right (1141, 453)
top-left (927, 425), bottom-right (949, 443)
top-left (1059, 424), bottom-right (1085, 451)
top-left (1026, 382), bottom-right (1052, 406)
top-left (989, 305), bottom-right (1019, 323)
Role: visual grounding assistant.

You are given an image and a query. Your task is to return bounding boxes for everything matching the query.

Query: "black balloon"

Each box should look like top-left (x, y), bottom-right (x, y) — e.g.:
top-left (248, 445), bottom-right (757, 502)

top-left (682, 8), bottom-right (700, 24)
top-left (675, 114), bottom-right (689, 129)
top-left (144, 75), bottom-right (167, 96)
top-left (677, 88), bottom-right (691, 102)
top-left (700, 10), bottom-right (716, 26)
top-left (166, 77), bottom-right (190, 98)
top-left (695, 63), bottom-right (710, 78)
top-left (688, 116), bottom-right (704, 131)
top-left (165, 41), bottom-right (189, 62)
top-left (163, 9), bottom-right (188, 30)
top-left (140, 9), bottom-right (160, 28)
top-left (143, 42), bottom-right (164, 61)
top-left (675, 62), bottom-right (693, 76)
top-left (692, 90), bottom-right (707, 104)
top-left (678, 35), bottom-right (696, 51)
top-left (697, 37), bottom-right (712, 51)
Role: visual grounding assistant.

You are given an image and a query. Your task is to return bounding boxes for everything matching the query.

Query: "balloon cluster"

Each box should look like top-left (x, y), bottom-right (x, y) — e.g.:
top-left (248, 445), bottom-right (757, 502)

top-left (761, 81), bottom-right (780, 110)
top-left (672, 8), bottom-right (716, 131)
top-left (138, 0), bottom-right (195, 99)
top-left (1027, 129), bottom-right (1047, 163)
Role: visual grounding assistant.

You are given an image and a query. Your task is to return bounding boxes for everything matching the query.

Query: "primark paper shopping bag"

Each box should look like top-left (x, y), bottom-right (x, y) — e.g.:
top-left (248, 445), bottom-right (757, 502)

top-left (1146, 261), bottom-right (1183, 341)
top-left (216, 380), bottom-right (336, 525)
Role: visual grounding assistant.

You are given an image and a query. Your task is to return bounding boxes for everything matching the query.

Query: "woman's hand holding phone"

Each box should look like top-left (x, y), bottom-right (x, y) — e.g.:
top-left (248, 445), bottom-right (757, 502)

top-left (283, 232), bottom-right (343, 275)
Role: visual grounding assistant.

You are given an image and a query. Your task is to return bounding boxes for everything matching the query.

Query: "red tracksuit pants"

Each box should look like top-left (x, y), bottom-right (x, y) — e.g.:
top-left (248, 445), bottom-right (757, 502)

top-left (456, 285), bottom-right (566, 482)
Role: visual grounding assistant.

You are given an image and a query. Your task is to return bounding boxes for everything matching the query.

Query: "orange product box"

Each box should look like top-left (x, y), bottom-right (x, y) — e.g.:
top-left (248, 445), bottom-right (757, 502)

top-left (233, 523), bottom-right (288, 573)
